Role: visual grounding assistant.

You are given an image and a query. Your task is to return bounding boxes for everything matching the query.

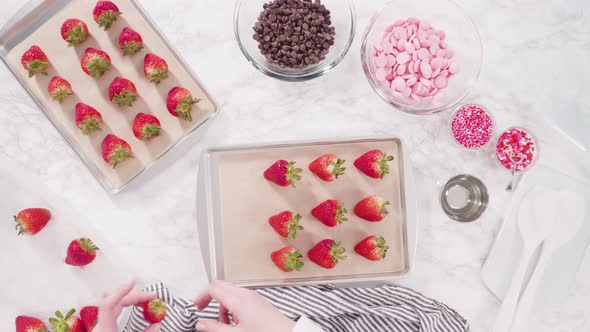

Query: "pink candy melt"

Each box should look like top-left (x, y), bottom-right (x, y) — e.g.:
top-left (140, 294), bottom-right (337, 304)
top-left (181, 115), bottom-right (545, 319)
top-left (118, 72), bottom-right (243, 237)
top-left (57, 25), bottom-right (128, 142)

top-left (451, 105), bottom-right (493, 149)
top-left (371, 18), bottom-right (459, 100)
top-left (496, 128), bottom-right (537, 172)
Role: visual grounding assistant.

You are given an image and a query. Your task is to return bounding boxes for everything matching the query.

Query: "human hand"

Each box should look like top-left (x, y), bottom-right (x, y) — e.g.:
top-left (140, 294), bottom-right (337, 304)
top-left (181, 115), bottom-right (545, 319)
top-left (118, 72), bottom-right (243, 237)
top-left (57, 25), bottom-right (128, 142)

top-left (95, 279), bottom-right (160, 332)
top-left (194, 281), bottom-right (296, 332)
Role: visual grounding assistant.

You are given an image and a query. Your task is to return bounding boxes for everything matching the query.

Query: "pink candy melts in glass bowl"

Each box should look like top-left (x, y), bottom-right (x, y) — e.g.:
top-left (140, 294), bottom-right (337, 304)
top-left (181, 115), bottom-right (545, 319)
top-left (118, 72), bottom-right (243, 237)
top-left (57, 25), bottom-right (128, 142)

top-left (361, 0), bottom-right (482, 115)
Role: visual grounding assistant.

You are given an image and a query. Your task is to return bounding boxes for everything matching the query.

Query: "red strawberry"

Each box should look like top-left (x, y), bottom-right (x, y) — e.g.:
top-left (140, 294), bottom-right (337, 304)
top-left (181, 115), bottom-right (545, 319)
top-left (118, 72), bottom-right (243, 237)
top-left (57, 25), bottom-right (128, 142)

top-left (15, 316), bottom-right (47, 332)
top-left (353, 150), bottom-right (394, 179)
top-left (133, 113), bottom-right (162, 141)
top-left (21, 45), bottom-right (49, 78)
top-left (308, 154), bottom-right (345, 182)
top-left (49, 309), bottom-right (84, 332)
top-left (166, 87), bottom-right (201, 121)
top-left (14, 208), bottom-right (51, 235)
top-left (354, 195), bottom-right (390, 222)
top-left (75, 102), bottom-right (103, 135)
top-left (81, 48), bottom-right (111, 78)
top-left (101, 134), bottom-right (133, 168)
top-left (93, 1), bottom-right (121, 30)
top-left (263, 160), bottom-right (302, 187)
top-left (268, 211), bottom-right (303, 239)
top-left (307, 239), bottom-right (346, 269)
top-left (118, 27), bottom-right (143, 55)
top-left (80, 306), bottom-right (98, 332)
top-left (48, 76), bottom-right (73, 103)
top-left (142, 299), bottom-right (167, 323)
top-left (61, 19), bottom-right (89, 47)
top-left (311, 199), bottom-right (348, 227)
top-left (65, 238), bottom-right (99, 267)
top-left (354, 236), bottom-right (389, 261)
top-left (271, 247), bottom-right (304, 272)
top-left (144, 53), bottom-right (168, 84)
top-left (108, 77), bottom-right (138, 106)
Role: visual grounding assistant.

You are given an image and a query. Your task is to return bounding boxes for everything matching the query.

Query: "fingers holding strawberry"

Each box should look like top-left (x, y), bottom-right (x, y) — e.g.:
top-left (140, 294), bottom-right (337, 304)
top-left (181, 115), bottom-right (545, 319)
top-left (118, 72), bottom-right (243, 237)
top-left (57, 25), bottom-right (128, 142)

top-left (14, 208), bottom-right (51, 236)
top-left (354, 149), bottom-right (394, 179)
top-left (268, 210), bottom-right (303, 239)
top-left (263, 160), bottom-right (302, 187)
top-left (271, 247), bottom-right (304, 272)
top-left (142, 299), bottom-right (167, 323)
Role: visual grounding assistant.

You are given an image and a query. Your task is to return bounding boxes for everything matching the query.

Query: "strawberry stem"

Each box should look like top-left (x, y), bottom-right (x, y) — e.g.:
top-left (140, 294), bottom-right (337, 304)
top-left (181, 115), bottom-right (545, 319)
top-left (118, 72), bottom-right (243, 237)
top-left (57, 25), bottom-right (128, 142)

top-left (87, 58), bottom-right (110, 78)
top-left (148, 69), bottom-right (168, 84)
top-left (81, 118), bottom-right (102, 135)
top-left (121, 42), bottom-right (143, 55)
top-left (109, 146), bottom-right (134, 168)
top-left (27, 60), bottom-right (49, 78)
top-left (176, 96), bottom-right (201, 122)
top-left (287, 213), bottom-right (304, 239)
top-left (66, 27), bottom-right (89, 47)
top-left (378, 153), bottom-right (395, 179)
top-left (332, 158), bottom-right (346, 179)
top-left (52, 87), bottom-right (73, 103)
top-left (286, 161), bottom-right (303, 188)
top-left (98, 11), bottom-right (121, 30)
top-left (283, 250), bottom-right (304, 271)
top-left (141, 124), bottom-right (163, 141)
top-left (112, 89), bottom-right (137, 106)
top-left (328, 241), bottom-right (347, 265)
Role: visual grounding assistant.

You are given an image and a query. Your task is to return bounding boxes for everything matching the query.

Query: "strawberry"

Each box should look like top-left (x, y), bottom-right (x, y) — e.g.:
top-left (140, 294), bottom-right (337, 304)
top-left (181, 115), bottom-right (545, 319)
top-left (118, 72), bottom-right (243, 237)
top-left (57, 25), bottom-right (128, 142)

top-left (263, 160), bottom-right (302, 187)
top-left (307, 239), bottom-right (346, 269)
top-left (166, 87), bottom-right (201, 121)
top-left (354, 195), bottom-right (390, 222)
top-left (133, 113), bottom-right (162, 141)
top-left (48, 76), bottom-right (73, 103)
top-left (271, 247), bottom-right (304, 272)
top-left (15, 316), bottom-right (47, 332)
top-left (353, 150), bottom-right (394, 179)
top-left (144, 53), bottom-right (168, 84)
top-left (308, 154), bottom-right (345, 182)
top-left (65, 238), bottom-right (99, 267)
top-left (61, 19), bottom-right (89, 47)
top-left (21, 45), bottom-right (49, 78)
top-left (142, 299), bottom-right (167, 323)
top-left (75, 102), bottom-right (103, 135)
top-left (14, 208), bottom-right (51, 235)
top-left (108, 77), bottom-right (138, 106)
top-left (80, 306), bottom-right (98, 332)
top-left (49, 309), bottom-right (84, 332)
top-left (81, 48), bottom-right (111, 78)
top-left (268, 211), bottom-right (303, 239)
top-left (93, 1), bottom-right (121, 30)
top-left (101, 134), bottom-right (133, 168)
top-left (354, 236), bottom-right (389, 261)
top-left (118, 27), bottom-right (143, 55)
top-left (311, 199), bottom-right (348, 227)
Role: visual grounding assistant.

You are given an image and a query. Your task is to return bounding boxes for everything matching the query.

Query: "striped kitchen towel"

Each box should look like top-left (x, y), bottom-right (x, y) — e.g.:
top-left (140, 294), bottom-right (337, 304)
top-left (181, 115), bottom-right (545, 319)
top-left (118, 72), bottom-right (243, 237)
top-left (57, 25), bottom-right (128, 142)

top-left (124, 283), bottom-right (469, 332)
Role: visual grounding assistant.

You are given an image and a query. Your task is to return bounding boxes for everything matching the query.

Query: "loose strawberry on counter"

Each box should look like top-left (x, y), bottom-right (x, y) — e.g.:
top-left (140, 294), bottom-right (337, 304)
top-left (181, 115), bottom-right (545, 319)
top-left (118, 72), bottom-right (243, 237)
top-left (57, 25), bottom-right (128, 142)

top-left (166, 87), bottom-right (201, 122)
top-left (14, 208), bottom-right (51, 236)
top-left (15, 316), bottom-right (47, 332)
top-left (271, 247), bottom-right (304, 272)
top-left (119, 27), bottom-right (144, 55)
top-left (263, 160), bottom-right (302, 187)
top-left (21, 45), bottom-right (49, 78)
top-left (142, 299), bottom-right (167, 323)
top-left (108, 77), bottom-right (138, 106)
top-left (354, 149), bottom-right (394, 179)
top-left (81, 48), bottom-right (111, 78)
top-left (311, 199), bottom-right (348, 227)
top-left (133, 113), bottom-right (162, 141)
top-left (75, 102), bottom-right (103, 135)
top-left (65, 238), bottom-right (99, 267)
top-left (308, 154), bottom-right (345, 182)
top-left (354, 195), bottom-right (390, 222)
top-left (144, 53), bottom-right (168, 84)
top-left (308, 239), bottom-right (346, 269)
top-left (48, 76), bottom-right (73, 103)
top-left (80, 306), bottom-right (98, 332)
top-left (268, 211), bottom-right (303, 239)
top-left (101, 134), bottom-right (133, 168)
top-left (49, 309), bottom-right (84, 332)
top-left (61, 19), bottom-right (89, 47)
top-left (93, 1), bottom-right (121, 30)
top-left (354, 236), bottom-right (389, 261)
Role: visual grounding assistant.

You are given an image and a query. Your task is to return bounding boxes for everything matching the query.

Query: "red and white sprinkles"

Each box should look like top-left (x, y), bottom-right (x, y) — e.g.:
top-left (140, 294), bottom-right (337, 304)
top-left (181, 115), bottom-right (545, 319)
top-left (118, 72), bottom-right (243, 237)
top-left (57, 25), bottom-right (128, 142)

top-left (496, 127), bottom-right (537, 171)
top-left (451, 104), bottom-right (493, 149)
top-left (371, 17), bottom-right (459, 100)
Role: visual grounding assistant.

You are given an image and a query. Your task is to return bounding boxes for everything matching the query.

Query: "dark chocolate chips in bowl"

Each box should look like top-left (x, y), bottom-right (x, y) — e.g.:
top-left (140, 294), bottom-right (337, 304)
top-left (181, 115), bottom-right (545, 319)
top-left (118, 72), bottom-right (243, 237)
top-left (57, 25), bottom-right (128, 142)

top-left (253, 0), bottom-right (336, 69)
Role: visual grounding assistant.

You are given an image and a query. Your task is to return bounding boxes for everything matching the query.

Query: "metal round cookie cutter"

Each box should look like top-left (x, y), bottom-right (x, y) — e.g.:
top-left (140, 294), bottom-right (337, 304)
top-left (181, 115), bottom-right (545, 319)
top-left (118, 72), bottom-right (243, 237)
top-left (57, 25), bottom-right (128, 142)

top-left (440, 174), bottom-right (489, 222)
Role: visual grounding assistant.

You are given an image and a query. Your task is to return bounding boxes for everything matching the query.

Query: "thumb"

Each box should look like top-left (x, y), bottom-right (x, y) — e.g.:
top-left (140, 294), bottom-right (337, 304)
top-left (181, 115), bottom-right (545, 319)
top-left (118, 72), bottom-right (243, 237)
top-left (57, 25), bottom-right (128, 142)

top-left (143, 323), bottom-right (161, 332)
top-left (196, 320), bottom-right (236, 332)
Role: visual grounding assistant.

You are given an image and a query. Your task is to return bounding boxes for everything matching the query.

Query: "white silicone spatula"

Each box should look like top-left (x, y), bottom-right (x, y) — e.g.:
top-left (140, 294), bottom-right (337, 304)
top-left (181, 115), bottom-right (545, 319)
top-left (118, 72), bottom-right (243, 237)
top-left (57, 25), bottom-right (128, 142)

top-left (510, 190), bottom-right (586, 331)
top-left (492, 189), bottom-right (558, 332)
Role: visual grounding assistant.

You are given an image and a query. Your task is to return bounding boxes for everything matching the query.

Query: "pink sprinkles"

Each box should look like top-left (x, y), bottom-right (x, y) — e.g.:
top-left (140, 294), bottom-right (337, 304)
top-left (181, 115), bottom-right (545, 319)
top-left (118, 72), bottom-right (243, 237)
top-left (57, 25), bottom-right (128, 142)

top-left (496, 128), bottom-right (537, 171)
top-left (451, 104), bottom-right (493, 149)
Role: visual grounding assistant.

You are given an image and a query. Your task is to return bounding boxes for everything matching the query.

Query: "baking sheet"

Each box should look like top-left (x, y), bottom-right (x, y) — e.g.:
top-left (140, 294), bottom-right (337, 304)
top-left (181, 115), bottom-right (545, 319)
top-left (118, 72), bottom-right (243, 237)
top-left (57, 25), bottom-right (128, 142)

top-left (0, 0), bottom-right (218, 193)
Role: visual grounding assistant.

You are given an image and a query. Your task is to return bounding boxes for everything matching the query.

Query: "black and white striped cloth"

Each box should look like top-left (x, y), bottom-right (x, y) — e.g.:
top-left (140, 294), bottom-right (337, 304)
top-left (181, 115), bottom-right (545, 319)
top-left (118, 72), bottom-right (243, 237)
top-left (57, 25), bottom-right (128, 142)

top-left (124, 283), bottom-right (469, 332)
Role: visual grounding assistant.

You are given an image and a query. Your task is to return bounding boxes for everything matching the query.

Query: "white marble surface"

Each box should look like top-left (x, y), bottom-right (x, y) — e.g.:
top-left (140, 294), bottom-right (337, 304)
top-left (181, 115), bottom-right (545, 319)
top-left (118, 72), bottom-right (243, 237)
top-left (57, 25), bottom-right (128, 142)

top-left (0, 0), bottom-right (589, 331)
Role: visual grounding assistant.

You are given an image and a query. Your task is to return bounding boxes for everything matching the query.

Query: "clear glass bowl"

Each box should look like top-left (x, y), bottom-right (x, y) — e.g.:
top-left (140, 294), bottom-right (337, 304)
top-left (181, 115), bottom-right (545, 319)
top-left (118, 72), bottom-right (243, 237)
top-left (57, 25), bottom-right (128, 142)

top-left (361, 0), bottom-right (482, 115)
top-left (234, 0), bottom-right (355, 82)
top-left (448, 104), bottom-right (495, 151)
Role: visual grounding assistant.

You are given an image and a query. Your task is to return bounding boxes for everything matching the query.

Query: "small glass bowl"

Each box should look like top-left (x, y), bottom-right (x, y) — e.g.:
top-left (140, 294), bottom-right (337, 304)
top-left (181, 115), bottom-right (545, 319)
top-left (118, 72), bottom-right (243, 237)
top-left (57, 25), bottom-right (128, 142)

top-left (448, 104), bottom-right (495, 151)
top-left (494, 126), bottom-right (539, 173)
top-left (361, 0), bottom-right (482, 114)
top-left (234, 0), bottom-right (356, 82)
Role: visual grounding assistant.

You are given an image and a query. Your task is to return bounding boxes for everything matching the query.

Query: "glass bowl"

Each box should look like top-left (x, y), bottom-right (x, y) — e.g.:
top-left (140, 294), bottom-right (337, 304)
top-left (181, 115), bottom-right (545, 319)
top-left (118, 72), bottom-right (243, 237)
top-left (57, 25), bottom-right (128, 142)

top-left (448, 104), bottom-right (495, 151)
top-left (234, 0), bottom-right (355, 82)
top-left (494, 126), bottom-right (539, 173)
top-left (361, 0), bottom-right (482, 114)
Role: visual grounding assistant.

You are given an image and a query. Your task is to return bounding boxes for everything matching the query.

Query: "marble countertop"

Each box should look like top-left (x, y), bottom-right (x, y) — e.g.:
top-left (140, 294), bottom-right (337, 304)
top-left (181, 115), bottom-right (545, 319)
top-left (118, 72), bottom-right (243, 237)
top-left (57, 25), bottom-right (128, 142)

top-left (0, 0), bottom-right (589, 331)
